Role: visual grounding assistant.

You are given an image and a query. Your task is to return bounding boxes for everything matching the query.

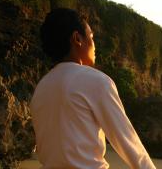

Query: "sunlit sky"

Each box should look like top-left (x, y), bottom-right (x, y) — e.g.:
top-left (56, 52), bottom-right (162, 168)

top-left (109, 0), bottom-right (162, 27)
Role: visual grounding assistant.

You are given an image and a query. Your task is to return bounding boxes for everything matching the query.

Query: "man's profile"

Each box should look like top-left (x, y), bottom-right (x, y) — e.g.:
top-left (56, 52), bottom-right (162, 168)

top-left (30, 8), bottom-right (156, 169)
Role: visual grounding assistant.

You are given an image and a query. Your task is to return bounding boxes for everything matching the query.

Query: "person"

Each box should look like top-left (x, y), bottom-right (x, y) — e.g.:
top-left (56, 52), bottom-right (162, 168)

top-left (30, 8), bottom-right (156, 169)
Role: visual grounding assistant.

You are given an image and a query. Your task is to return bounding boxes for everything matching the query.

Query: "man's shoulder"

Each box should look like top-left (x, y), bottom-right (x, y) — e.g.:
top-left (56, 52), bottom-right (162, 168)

top-left (80, 65), bottom-right (113, 84)
top-left (67, 65), bottom-right (116, 98)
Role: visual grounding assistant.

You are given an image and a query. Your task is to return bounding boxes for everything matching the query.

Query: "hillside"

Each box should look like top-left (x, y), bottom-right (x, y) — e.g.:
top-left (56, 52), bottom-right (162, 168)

top-left (0, 0), bottom-right (162, 168)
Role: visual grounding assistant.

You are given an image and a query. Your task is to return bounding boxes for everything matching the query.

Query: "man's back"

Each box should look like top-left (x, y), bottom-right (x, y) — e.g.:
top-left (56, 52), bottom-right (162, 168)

top-left (30, 62), bottom-right (110, 169)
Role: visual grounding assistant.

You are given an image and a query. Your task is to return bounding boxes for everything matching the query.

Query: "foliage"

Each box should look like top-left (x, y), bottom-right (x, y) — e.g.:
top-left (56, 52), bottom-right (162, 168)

top-left (96, 56), bottom-right (137, 102)
top-left (2, 0), bottom-right (50, 16)
top-left (93, 0), bottom-right (162, 73)
top-left (50, 0), bottom-right (77, 9)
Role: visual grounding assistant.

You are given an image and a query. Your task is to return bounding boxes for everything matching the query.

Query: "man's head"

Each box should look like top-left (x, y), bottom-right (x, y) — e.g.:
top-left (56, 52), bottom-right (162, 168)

top-left (40, 8), bottom-right (95, 66)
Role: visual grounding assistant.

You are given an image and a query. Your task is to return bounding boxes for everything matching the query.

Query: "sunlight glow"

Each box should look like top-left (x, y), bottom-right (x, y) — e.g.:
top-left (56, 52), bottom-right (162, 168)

top-left (109, 0), bottom-right (162, 27)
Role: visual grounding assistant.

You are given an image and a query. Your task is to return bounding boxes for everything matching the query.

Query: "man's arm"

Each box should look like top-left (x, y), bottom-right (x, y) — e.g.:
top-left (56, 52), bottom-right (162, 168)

top-left (91, 76), bottom-right (156, 169)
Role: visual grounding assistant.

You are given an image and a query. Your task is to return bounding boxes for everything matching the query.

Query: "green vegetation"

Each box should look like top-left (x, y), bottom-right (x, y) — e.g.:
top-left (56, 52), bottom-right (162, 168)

top-left (50, 0), bottom-right (77, 9)
top-left (92, 0), bottom-right (162, 97)
top-left (96, 55), bottom-right (137, 102)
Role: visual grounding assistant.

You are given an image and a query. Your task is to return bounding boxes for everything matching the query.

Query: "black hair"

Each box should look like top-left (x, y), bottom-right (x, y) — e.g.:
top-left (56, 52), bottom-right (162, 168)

top-left (40, 8), bottom-right (87, 63)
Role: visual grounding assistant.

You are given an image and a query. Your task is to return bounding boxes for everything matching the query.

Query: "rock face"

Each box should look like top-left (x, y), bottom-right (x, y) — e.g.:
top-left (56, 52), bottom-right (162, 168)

top-left (126, 97), bottom-right (162, 158)
top-left (0, 78), bottom-right (35, 168)
top-left (0, 1), bottom-right (50, 168)
top-left (0, 0), bottom-right (162, 168)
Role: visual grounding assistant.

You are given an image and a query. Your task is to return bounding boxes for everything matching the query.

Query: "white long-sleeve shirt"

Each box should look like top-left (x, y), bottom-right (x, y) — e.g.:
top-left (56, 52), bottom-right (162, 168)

top-left (30, 62), bottom-right (156, 169)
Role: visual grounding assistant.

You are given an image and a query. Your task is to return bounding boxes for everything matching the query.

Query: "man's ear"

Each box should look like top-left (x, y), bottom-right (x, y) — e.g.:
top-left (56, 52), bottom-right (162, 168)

top-left (71, 31), bottom-right (82, 47)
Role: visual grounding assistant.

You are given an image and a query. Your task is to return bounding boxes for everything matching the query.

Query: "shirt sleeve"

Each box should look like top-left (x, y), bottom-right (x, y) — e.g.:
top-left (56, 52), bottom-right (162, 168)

top-left (90, 76), bottom-right (156, 169)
